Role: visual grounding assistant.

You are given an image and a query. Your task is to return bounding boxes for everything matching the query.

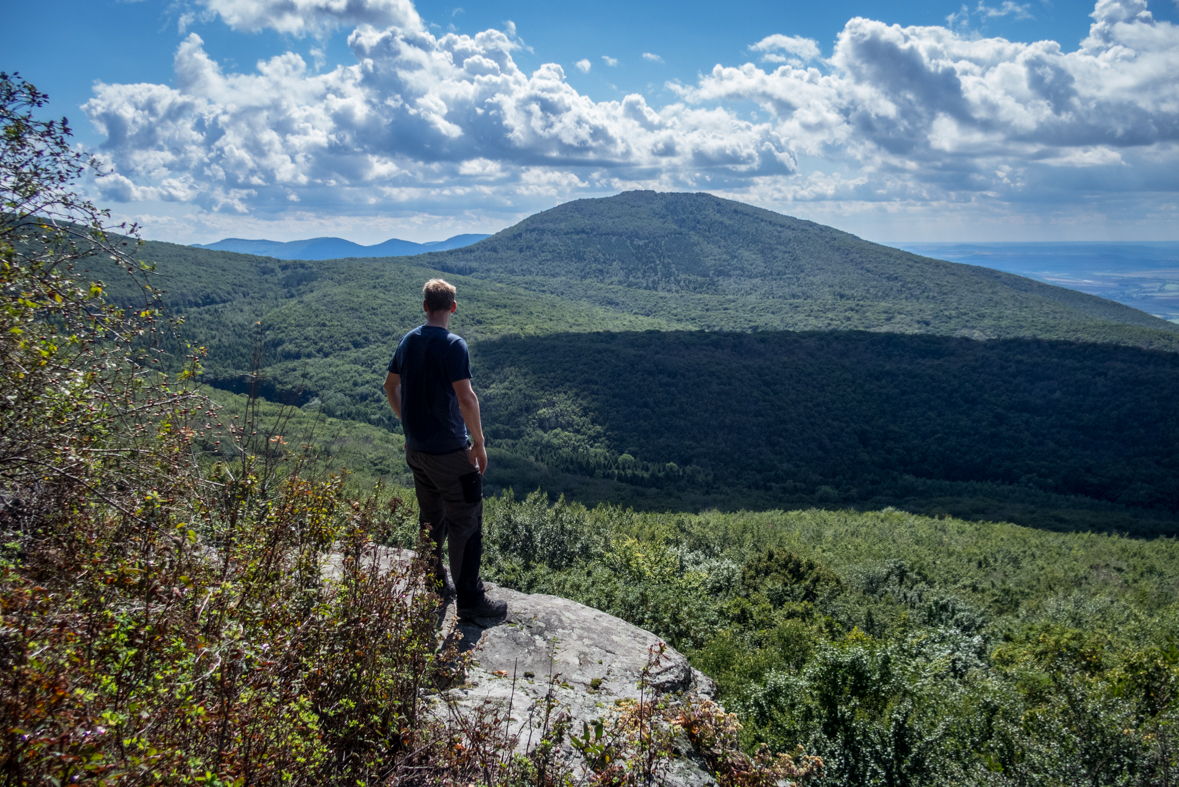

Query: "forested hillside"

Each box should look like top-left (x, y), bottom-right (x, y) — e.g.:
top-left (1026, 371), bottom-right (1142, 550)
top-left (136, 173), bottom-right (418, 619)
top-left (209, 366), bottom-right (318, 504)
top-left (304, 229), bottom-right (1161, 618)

top-left (473, 331), bottom-right (1179, 533)
top-left (420, 191), bottom-right (1179, 348)
top-left (79, 192), bottom-right (1179, 534)
top-left (107, 191), bottom-right (1179, 351)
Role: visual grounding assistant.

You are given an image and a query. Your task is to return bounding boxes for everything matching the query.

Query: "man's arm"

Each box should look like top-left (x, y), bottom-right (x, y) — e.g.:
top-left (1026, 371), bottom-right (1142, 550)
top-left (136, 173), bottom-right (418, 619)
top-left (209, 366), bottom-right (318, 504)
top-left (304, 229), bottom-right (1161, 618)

top-left (452, 377), bottom-right (487, 475)
top-left (383, 372), bottom-right (402, 420)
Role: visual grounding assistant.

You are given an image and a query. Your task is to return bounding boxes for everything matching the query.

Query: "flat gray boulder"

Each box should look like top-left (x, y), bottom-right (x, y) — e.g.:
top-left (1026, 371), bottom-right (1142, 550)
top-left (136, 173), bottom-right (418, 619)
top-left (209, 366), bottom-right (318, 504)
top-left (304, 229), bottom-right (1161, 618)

top-left (436, 584), bottom-right (719, 785)
top-left (322, 547), bottom-right (722, 784)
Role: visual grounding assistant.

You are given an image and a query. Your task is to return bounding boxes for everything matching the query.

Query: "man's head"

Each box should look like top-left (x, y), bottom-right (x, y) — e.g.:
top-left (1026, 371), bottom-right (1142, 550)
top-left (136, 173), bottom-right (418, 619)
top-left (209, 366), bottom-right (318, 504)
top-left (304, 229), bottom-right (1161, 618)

top-left (423, 278), bottom-right (457, 314)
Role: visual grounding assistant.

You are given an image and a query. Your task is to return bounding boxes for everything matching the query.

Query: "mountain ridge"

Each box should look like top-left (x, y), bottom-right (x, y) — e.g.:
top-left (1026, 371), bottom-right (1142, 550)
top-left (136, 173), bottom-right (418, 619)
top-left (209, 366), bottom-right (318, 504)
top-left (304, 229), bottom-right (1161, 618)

top-left (193, 232), bottom-right (490, 260)
top-left (412, 191), bottom-right (1179, 342)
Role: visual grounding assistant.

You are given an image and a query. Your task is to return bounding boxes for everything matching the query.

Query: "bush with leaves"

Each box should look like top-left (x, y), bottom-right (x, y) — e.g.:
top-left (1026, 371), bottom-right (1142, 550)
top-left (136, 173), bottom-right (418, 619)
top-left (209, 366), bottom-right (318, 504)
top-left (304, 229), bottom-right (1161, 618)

top-left (0, 72), bottom-right (452, 785)
top-left (483, 489), bottom-right (609, 575)
top-left (740, 547), bottom-right (843, 606)
top-left (482, 493), bottom-right (722, 650)
top-left (1, 70), bottom-right (182, 534)
top-left (674, 700), bottom-right (824, 787)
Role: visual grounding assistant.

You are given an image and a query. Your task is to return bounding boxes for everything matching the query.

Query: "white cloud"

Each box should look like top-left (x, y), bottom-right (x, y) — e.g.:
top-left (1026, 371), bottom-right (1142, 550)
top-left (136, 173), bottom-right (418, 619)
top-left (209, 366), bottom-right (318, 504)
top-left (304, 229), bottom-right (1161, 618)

top-left (575, 58), bottom-right (591, 73)
top-left (82, 0), bottom-right (1179, 238)
top-left (749, 35), bottom-right (821, 64)
top-left (683, 0), bottom-right (1179, 182)
top-left (458, 157), bottom-right (502, 176)
top-left (197, 0), bottom-right (424, 36)
top-left (85, 26), bottom-right (795, 218)
top-left (642, 52), bottom-right (663, 63)
top-left (601, 55), bottom-right (618, 66)
top-left (978, 2), bottom-right (1035, 20)
top-left (1038, 146), bottom-right (1125, 167)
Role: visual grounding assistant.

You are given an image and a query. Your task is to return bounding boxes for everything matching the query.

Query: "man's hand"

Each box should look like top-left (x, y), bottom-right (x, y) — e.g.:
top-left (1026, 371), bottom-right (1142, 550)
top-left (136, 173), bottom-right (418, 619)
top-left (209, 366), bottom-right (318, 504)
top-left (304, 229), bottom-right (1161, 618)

top-left (468, 442), bottom-right (488, 476)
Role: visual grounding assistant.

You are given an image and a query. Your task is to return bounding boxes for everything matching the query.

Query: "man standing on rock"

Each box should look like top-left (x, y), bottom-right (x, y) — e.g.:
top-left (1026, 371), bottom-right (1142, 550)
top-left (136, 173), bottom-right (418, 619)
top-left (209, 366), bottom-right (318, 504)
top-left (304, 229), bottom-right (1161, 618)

top-left (383, 279), bottom-right (507, 621)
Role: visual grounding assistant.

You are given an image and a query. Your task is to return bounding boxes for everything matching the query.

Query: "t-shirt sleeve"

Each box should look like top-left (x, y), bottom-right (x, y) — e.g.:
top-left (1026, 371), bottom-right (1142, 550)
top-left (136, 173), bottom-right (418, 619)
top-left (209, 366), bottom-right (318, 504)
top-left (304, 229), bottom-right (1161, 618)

top-left (388, 341), bottom-right (403, 375)
top-left (446, 337), bottom-right (472, 383)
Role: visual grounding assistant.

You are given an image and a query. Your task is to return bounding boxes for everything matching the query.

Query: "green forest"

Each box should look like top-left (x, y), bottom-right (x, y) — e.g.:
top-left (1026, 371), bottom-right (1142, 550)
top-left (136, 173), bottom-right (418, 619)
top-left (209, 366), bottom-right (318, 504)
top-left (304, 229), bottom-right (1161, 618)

top-left (471, 330), bottom-right (1179, 533)
top-left (473, 492), bottom-right (1179, 786)
top-left (178, 386), bottom-right (1179, 784)
top-left (71, 194), bottom-right (1179, 535)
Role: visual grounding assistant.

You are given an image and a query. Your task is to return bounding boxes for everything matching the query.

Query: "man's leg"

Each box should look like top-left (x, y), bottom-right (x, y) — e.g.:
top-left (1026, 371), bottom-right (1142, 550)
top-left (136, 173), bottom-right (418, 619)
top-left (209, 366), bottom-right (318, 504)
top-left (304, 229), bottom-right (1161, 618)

top-left (430, 449), bottom-right (484, 609)
top-left (443, 497), bottom-right (483, 608)
top-left (404, 448), bottom-right (449, 593)
top-left (406, 447), bottom-right (499, 615)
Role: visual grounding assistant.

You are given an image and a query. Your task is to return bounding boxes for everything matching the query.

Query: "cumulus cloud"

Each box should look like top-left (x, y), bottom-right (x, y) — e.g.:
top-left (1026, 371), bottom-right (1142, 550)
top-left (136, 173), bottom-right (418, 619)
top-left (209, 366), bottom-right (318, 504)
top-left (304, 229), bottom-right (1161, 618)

top-left (83, 0), bottom-right (1179, 234)
top-left (85, 25), bottom-right (795, 216)
top-left (681, 0), bottom-right (1179, 191)
top-left (575, 58), bottom-right (591, 73)
top-left (601, 55), bottom-right (618, 66)
top-left (749, 35), bottom-right (821, 64)
top-left (642, 52), bottom-right (663, 63)
top-left (198, 0), bottom-right (423, 36)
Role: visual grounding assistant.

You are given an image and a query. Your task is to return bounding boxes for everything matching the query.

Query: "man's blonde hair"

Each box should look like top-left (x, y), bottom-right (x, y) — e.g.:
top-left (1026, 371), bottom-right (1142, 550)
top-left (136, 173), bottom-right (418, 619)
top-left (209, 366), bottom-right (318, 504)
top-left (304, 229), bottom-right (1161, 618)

top-left (423, 278), bottom-right (456, 313)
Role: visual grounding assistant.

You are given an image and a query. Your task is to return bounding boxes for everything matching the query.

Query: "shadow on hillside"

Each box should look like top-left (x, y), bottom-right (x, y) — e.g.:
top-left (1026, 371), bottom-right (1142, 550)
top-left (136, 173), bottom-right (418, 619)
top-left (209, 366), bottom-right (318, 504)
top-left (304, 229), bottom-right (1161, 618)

top-left (473, 329), bottom-right (1179, 539)
top-left (202, 328), bottom-right (1179, 538)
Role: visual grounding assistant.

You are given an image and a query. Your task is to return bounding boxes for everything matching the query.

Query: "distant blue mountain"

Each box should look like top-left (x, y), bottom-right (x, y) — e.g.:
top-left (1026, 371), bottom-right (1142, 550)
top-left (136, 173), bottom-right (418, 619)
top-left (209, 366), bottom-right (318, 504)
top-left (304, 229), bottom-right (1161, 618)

top-left (193, 233), bottom-right (491, 260)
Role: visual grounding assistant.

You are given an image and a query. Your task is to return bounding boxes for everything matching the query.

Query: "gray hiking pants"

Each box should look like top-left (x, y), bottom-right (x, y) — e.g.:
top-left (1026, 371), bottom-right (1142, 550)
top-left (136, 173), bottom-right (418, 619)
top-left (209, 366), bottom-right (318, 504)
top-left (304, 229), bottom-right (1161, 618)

top-left (404, 446), bottom-right (485, 608)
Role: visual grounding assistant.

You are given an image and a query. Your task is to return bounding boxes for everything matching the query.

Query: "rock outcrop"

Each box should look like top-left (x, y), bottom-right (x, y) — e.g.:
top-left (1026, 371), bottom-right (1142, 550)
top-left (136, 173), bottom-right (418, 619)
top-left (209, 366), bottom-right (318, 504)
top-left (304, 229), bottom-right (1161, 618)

top-left (436, 584), bottom-right (720, 785)
top-left (324, 547), bottom-right (722, 784)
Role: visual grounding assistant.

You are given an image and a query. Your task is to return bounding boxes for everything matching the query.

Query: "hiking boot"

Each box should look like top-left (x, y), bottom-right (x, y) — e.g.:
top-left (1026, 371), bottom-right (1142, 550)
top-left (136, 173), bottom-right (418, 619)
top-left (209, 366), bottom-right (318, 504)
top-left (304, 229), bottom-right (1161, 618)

top-left (457, 596), bottom-right (507, 621)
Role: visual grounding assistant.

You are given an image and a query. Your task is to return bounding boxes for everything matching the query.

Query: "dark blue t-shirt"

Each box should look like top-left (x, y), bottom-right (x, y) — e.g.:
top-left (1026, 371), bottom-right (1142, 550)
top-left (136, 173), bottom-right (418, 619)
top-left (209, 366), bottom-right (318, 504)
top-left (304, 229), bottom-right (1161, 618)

top-left (388, 326), bottom-right (472, 453)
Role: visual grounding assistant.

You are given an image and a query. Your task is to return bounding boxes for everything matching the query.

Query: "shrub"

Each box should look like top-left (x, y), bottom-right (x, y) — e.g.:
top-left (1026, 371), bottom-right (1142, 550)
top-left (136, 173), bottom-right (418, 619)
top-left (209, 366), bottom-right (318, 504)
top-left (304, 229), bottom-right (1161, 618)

top-left (484, 489), bottom-right (608, 573)
top-left (0, 72), bottom-right (449, 784)
top-left (741, 547), bottom-right (843, 605)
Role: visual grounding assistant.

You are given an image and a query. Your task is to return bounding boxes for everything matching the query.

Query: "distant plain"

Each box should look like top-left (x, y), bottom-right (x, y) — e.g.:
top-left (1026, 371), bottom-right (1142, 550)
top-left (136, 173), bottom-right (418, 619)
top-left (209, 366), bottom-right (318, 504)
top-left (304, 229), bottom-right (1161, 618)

top-left (895, 242), bottom-right (1179, 324)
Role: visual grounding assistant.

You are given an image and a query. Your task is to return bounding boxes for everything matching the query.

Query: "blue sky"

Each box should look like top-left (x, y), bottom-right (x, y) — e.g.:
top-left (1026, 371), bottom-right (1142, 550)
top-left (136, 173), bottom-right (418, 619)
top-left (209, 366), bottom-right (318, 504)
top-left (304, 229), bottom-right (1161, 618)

top-left (4, 0), bottom-right (1179, 244)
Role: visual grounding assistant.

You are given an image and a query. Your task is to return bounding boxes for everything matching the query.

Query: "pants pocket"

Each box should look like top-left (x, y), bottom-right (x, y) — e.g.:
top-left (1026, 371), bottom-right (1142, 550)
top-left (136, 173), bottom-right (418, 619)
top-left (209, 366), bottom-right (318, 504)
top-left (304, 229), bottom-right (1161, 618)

top-left (459, 471), bottom-right (482, 503)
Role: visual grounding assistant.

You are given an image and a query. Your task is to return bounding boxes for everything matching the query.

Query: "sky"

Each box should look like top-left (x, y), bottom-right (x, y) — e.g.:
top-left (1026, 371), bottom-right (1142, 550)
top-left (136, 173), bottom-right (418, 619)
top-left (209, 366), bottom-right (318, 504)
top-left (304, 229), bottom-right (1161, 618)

top-left (4, 0), bottom-right (1179, 244)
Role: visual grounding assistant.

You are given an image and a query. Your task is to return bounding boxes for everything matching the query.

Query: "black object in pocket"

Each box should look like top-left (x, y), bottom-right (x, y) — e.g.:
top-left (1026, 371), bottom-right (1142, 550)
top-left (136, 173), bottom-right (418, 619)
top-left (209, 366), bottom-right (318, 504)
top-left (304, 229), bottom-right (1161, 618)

top-left (460, 471), bottom-right (482, 503)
